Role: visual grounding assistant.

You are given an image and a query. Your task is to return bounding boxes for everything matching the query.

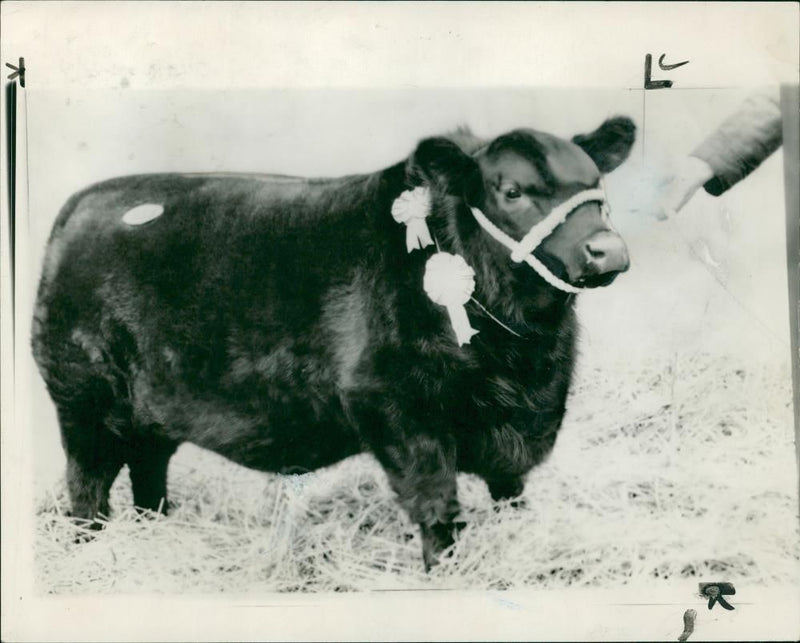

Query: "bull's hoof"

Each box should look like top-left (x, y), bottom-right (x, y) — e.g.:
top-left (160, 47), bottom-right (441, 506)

top-left (423, 547), bottom-right (455, 573)
top-left (492, 496), bottom-right (528, 512)
top-left (71, 518), bottom-right (107, 544)
top-left (421, 522), bottom-right (457, 572)
top-left (133, 508), bottom-right (162, 522)
top-left (133, 500), bottom-right (171, 519)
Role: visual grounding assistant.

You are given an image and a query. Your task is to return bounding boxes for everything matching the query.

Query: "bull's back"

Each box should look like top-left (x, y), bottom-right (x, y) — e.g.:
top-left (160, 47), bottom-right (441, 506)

top-left (40, 172), bottom-right (368, 290)
top-left (36, 171), bottom-right (376, 336)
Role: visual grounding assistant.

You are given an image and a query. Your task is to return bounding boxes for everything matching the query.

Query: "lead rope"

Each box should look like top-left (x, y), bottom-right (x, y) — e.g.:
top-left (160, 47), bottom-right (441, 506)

top-left (461, 188), bottom-right (612, 336)
top-left (471, 205), bottom-right (577, 291)
top-left (469, 186), bottom-right (610, 295)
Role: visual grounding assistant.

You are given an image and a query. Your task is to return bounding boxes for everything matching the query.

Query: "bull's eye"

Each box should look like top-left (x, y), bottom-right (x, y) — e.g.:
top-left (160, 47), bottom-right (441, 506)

top-left (505, 187), bottom-right (522, 200)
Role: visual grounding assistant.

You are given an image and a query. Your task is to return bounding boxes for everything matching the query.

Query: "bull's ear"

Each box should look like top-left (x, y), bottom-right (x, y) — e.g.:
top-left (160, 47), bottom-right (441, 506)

top-left (572, 116), bottom-right (636, 174)
top-left (406, 137), bottom-right (479, 195)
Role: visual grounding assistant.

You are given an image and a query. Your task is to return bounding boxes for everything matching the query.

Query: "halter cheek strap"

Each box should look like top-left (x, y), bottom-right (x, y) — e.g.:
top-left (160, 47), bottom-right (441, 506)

top-left (469, 187), bottom-right (611, 294)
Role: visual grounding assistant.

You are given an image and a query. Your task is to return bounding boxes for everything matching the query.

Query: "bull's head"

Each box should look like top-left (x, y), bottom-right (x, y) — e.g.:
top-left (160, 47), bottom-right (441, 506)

top-left (406, 117), bottom-right (635, 297)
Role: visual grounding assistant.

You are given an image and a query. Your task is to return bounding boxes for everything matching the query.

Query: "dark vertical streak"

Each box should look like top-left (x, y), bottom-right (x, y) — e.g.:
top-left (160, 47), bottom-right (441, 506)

top-left (5, 82), bottom-right (16, 340)
top-left (780, 84), bottom-right (800, 512)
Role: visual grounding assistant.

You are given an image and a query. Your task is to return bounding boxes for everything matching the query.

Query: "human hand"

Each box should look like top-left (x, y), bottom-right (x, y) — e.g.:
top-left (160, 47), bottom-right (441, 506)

top-left (656, 156), bottom-right (714, 220)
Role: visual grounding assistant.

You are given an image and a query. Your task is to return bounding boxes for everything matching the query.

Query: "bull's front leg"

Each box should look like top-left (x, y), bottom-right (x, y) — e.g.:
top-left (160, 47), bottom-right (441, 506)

top-left (377, 434), bottom-right (460, 571)
top-left (349, 393), bottom-right (460, 571)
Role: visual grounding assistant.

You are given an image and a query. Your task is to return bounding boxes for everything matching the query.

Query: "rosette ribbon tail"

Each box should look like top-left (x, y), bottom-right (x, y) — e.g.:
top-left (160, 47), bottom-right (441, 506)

top-left (405, 219), bottom-right (434, 253)
top-left (423, 251), bottom-right (478, 347)
top-left (446, 303), bottom-right (479, 346)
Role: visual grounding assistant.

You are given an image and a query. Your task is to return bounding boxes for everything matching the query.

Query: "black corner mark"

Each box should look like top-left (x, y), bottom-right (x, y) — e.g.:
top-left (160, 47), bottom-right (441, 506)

top-left (659, 54), bottom-right (690, 71)
top-left (699, 582), bottom-right (736, 611)
top-left (6, 57), bottom-right (25, 88)
top-left (644, 54), bottom-right (671, 89)
top-left (644, 53), bottom-right (689, 90)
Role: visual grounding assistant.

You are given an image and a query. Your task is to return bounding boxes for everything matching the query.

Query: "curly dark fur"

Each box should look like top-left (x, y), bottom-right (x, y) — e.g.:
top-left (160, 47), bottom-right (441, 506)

top-left (32, 118), bottom-right (634, 570)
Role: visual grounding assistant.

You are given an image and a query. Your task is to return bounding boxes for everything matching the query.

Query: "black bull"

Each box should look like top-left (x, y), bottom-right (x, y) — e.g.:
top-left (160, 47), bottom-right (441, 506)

top-left (32, 117), bottom-right (635, 570)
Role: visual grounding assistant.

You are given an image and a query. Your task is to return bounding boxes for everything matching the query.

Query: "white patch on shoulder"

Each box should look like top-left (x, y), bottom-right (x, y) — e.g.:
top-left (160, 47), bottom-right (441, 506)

top-left (122, 203), bottom-right (164, 226)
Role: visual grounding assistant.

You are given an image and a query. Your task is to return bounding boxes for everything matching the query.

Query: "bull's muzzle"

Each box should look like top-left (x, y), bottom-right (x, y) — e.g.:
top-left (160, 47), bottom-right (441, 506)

top-left (580, 230), bottom-right (629, 287)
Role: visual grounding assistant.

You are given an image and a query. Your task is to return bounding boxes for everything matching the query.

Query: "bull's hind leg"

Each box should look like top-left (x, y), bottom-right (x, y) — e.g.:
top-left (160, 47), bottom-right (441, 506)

top-left (127, 432), bottom-right (178, 514)
top-left (57, 407), bottom-right (127, 526)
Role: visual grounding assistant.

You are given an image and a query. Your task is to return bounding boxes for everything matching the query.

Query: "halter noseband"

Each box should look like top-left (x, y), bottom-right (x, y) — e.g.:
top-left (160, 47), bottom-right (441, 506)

top-left (469, 187), bottom-right (611, 294)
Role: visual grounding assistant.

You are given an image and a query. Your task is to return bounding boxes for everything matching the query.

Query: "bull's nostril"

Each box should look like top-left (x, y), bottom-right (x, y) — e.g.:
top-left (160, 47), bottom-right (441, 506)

top-left (585, 242), bottom-right (605, 260)
top-left (582, 233), bottom-right (629, 278)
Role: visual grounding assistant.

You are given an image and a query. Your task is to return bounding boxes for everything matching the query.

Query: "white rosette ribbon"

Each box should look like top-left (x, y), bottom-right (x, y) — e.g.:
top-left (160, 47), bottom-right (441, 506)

top-left (391, 187), bottom-right (434, 253)
top-left (423, 252), bottom-right (479, 346)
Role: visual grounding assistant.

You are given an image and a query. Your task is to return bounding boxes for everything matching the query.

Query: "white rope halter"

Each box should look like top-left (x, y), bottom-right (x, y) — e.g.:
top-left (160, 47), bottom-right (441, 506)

top-left (469, 187), bottom-right (611, 294)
